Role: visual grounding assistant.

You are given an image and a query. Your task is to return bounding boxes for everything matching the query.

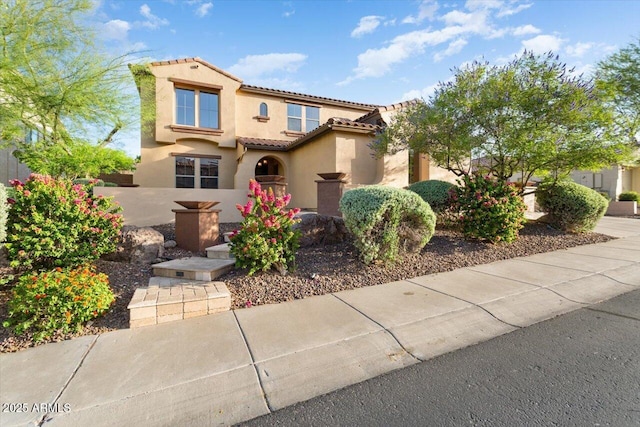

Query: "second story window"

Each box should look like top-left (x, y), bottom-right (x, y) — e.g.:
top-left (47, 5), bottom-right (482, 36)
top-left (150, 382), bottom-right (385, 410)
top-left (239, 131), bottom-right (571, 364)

top-left (176, 89), bottom-right (195, 126)
top-left (287, 103), bottom-right (320, 133)
top-left (175, 87), bottom-right (220, 129)
top-left (259, 102), bottom-right (268, 117)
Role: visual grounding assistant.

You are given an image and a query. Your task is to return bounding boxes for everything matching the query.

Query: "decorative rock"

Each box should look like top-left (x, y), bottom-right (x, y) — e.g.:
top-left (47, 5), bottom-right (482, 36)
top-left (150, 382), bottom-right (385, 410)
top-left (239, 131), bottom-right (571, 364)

top-left (103, 225), bottom-right (165, 264)
top-left (164, 240), bottom-right (177, 249)
top-left (293, 213), bottom-right (349, 247)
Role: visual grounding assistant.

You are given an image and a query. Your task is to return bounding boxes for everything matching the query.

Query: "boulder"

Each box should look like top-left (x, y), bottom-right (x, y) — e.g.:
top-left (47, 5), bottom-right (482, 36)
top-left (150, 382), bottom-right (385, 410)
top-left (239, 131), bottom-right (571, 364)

top-left (103, 225), bottom-right (165, 264)
top-left (294, 213), bottom-right (349, 247)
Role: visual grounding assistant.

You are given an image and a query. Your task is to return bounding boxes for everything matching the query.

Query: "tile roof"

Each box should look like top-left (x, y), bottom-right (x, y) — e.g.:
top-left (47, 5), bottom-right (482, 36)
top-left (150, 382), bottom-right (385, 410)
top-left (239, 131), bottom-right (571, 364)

top-left (237, 137), bottom-right (291, 151)
top-left (238, 118), bottom-right (382, 152)
top-left (147, 57), bottom-right (380, 110)
top-left (355, 99), bottom-right (419, 123)
top-left (240, 85), bottom-right (379, 111)
top-left (149, 57), bottom-right (243, 83)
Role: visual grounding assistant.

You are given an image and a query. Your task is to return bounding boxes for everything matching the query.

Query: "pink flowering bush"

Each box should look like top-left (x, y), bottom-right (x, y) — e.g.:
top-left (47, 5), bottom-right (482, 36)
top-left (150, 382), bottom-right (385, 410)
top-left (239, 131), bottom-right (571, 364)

top-left (5, 175), bottom-right (123, 271)
top-left (230, 179), bottom-right (301, 276)
top-left (451, 173), bottom-right (526, 243)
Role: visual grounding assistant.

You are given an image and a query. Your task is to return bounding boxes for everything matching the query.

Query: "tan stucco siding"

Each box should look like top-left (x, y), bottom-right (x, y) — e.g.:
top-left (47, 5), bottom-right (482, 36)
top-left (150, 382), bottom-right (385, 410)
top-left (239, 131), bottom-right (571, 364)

top-left (134, 140), bottom-right (235, 188)
top-left (234, 150), bottom-right (291, 190)
top-left (288, 133), bottom-right (338, 209)
top-left (336, 133), bottom-right (378, 185)
top-left (235, 91), bottom-right (370, 141)
top-left (151, 62), bottom-right (241, 148)
top-left (631, 167), bottom-right (640, 193)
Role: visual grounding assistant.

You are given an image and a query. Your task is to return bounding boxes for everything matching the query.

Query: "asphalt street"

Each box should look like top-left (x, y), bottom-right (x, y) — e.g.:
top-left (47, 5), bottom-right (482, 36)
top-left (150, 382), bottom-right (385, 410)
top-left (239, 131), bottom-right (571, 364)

top-left (241, 288), bottom-right (640, 427)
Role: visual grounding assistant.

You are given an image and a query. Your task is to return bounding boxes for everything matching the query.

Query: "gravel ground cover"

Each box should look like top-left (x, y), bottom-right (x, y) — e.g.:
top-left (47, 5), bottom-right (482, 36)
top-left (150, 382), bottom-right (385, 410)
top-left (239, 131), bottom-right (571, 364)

top-left (0, 221), bottom-right (616, 353)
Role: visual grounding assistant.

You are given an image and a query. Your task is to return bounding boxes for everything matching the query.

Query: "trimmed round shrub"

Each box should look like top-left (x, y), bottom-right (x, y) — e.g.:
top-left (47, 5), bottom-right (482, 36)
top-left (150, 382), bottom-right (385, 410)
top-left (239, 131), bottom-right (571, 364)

top-left (618, 191), bottom-right (639, 202)
top-left (339, 185), bottom-right (436, 264)
top-left (6, 175), bottom-right (123, 270)
top-left (451, 174), bottom-right (526, 243)
top-left (537, 180), bottom-right (608, 233)
top-left (407, 180), bottom-right (456, 213)
top-left (2, 265), bottom-right (114, 341)
top-left (0, 183), bottom-right (8, 243)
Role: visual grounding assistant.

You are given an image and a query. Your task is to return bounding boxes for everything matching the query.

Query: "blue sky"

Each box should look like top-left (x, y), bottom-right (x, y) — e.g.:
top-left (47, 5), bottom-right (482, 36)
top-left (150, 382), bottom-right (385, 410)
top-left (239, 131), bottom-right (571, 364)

top-left (91, 0), bottom-right (640, 156)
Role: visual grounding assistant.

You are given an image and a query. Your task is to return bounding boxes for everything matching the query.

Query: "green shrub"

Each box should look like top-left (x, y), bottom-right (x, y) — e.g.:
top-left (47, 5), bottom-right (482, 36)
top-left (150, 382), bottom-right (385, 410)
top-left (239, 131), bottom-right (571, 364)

top-left (103, 182), bottom-right (118, 187)
top-left (6, 175), bottom-right (123, 271)
top-left (230, 179), bottom-right (301, 276)
top-left (339, 185), bottom-right (436, 264)
top-left (537, 180), bottom-right (608, 233)
top-left (407, 180), bottom-right (456, 213)
top-left (2, 265), bottom-right (114, 341)
top-left (618, 191), bottom-right (639, 202)
top-left (451, 174), bottom-right (526, 243)
top-left (0, 183), bottom-right (8, 243)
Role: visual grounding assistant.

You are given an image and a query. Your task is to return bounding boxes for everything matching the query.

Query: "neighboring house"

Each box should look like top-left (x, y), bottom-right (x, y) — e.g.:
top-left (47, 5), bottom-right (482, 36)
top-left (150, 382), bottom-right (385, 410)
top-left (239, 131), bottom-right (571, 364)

top-left (131, 57), bottom-right (455, 210)
top-left (571, 163), bottom-right (640, 200)
top-left (0, 129), bottom-right (39, 186)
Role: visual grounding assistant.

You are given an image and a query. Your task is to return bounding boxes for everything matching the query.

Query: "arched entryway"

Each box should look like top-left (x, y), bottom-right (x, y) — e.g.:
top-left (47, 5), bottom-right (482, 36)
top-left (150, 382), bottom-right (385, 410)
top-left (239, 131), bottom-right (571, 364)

top-left (255, 156), bottom-right (283, 177)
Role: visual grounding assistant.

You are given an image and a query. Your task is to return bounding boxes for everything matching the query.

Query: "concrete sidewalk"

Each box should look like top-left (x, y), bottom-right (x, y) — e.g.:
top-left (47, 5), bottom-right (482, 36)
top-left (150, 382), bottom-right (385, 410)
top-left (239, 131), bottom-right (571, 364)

top-left (1, 217), bottom-right (639, 427)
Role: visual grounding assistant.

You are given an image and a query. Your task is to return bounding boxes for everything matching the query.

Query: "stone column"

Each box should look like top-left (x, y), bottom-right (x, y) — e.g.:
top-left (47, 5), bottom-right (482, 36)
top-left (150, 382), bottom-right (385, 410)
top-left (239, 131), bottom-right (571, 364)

top-left (172, 201), bottom-right (220, 252)
top-left (255, 175), bottom-right (287, 198)
top-left (316, 173), bottom-right (347, 217)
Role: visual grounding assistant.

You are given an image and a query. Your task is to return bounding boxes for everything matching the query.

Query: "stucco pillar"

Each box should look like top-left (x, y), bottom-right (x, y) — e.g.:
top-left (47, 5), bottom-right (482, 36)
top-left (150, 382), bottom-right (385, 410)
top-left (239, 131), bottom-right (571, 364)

top-left (255, 175), bottom-right (287, 198)
top-left (413, 152), bottom-right (429, 182)
top-left (172, 201), bottom-right (220, 252)
top-left (316, 173), bottom-right (347, 217)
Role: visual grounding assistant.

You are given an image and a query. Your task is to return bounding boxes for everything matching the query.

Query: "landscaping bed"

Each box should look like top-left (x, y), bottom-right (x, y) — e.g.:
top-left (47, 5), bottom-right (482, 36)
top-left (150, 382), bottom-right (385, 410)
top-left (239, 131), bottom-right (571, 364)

top-left (0, 221), bottom-right (612, 353)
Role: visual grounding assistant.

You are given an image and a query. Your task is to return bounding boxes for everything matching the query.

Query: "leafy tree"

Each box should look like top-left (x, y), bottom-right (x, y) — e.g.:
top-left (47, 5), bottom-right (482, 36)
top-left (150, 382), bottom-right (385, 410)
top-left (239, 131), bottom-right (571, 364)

top-left (596, 36), bottom-right (640, 161)
top-left (373, 51), bottom-right (634, 193)
top-left (13, 140), bottom-right (136, 179)
top-left (0, 0), bottom-right (138, 175)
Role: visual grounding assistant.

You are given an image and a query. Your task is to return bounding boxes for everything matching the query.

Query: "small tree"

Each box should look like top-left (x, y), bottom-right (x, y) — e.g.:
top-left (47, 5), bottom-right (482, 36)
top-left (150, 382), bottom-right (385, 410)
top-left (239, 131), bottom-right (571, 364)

top-left (0, 0), bottom-right (139, 174)
top-left (373, 51), bottom-right (634, 193)
top-left (596, 36), bottom-right (640, 148)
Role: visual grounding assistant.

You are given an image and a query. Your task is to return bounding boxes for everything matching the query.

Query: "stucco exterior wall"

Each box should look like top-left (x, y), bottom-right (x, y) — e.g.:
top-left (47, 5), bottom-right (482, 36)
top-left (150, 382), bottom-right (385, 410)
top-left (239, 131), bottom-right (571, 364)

top-left (93, 187), bottom-right (246, 226)
top-left (234, 150), bottom-right (291, 190)
top-left (235, 92), bottom-right (367, 141)
top-left (135, 140), bottom-right (236, 188)
top-left (336, 132), bottom-right (377, 185)
top-left (150, 61), bottom-right (241, 148)
top-left (288, 133), bottom-right (337, 209)
top-left (571, 167), bottom-right (621, 199)
top-left (631, 166), bottom-right (640, 193)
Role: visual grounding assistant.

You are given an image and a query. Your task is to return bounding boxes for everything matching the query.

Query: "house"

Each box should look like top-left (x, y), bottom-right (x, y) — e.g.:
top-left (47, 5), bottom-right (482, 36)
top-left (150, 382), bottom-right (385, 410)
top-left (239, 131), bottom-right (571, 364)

top-left (131, 57), bottom-right (455, 210)
top-left (0, 129), bottom-right (39, 186)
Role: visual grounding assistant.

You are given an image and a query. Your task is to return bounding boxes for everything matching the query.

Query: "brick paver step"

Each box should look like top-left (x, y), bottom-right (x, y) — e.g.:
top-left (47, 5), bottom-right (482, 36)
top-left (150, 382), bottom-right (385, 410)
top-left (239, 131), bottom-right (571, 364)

top-left (206, 243), bottom-right (234, 260)
top-left (152, 257), bottom-right (235, 281)
top-left (127, 280), bottom-right (231, 328)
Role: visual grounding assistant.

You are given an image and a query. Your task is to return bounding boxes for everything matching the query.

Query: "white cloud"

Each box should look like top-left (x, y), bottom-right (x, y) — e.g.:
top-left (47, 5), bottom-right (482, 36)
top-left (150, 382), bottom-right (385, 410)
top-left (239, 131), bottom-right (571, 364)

top-left (400, 79), bottom-right (451, 102)
top-left (565, 42), bottom-right (593, 58)
top-left (282, 1), bottom-right (295, 18)
top-left (195, 2), bottom-right (213, 17)
top-left (140, 4), bottom-right (169, 29)
top-left (102, 19), bottom-right (131, 41)
top-left (512, 24), bottom-right (540, 36)
top-left (465, 0), bottom-right (503, 11)
top-left (341, 0), bottom-right (536, 84)
top-left (433, 38), bottom-right (468, 62)
top-left (521, 34), bottom-right (564, 54)
top-left (402, 0), bottom-right (439, 24)
top-left (227, 53), bottom-right (307, 80)
top-left (496, 2), bottom-right (533, 17)
top-left (351, 15), bottom-right (384, 38)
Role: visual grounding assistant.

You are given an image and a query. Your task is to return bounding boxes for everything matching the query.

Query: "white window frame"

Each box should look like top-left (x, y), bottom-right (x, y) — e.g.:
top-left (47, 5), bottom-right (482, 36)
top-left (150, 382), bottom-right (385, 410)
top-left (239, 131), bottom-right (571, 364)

top-left (173, 154), bottom-right (220, 189)
top-left (286, 102), bottom-right (320, 133)
top-left (174, 86), bottom-right (221, 130)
